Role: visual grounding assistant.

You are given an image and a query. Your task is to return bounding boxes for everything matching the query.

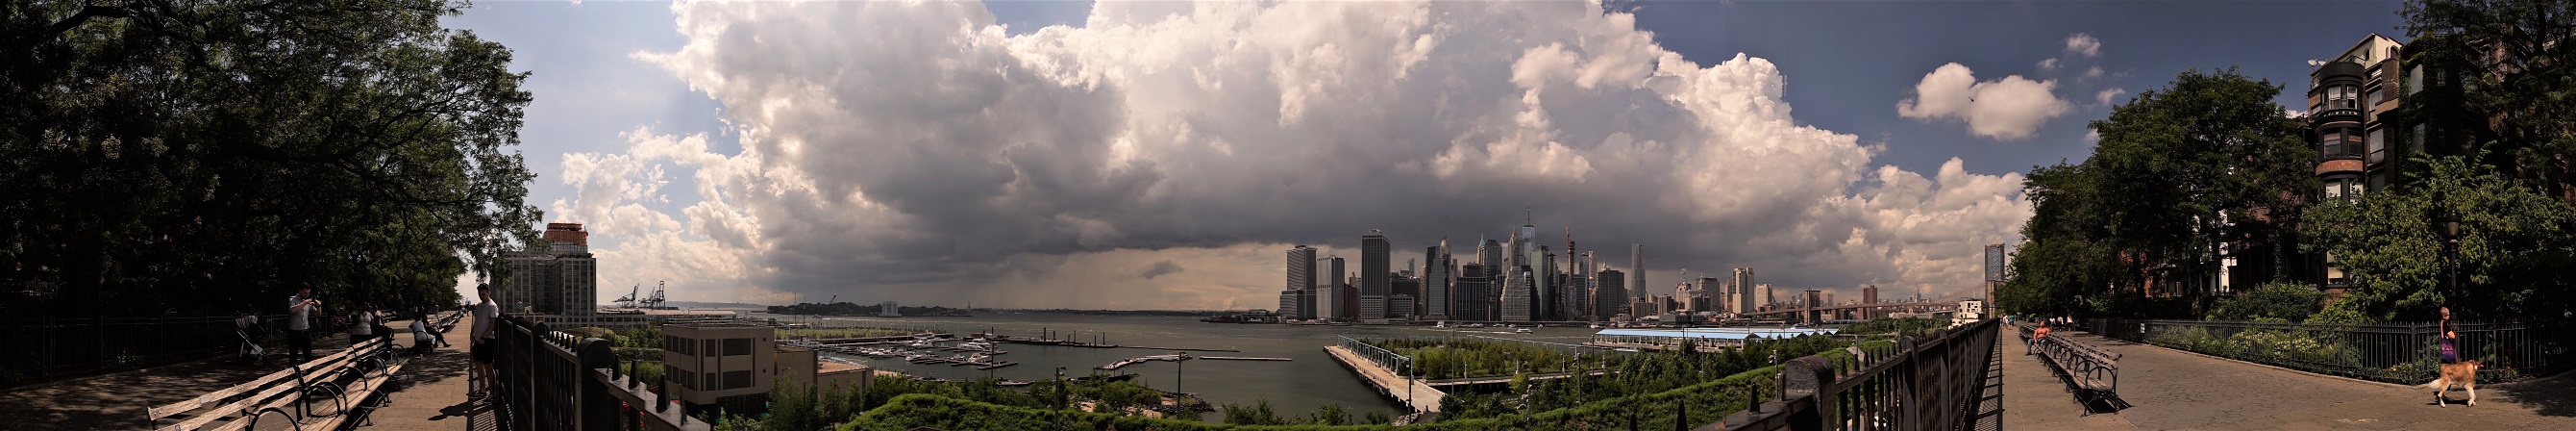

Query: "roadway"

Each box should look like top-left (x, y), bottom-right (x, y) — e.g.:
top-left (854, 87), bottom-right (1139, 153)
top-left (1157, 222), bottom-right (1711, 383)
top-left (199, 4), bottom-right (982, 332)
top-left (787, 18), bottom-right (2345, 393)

top-left (2003, 327), bottom-right (2576, 430)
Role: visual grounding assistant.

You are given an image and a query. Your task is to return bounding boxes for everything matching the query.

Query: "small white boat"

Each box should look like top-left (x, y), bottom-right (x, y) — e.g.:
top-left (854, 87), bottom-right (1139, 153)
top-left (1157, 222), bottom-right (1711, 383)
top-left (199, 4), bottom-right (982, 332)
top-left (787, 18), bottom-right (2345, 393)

top-left (1515, 327), bottom-right (1534, 334)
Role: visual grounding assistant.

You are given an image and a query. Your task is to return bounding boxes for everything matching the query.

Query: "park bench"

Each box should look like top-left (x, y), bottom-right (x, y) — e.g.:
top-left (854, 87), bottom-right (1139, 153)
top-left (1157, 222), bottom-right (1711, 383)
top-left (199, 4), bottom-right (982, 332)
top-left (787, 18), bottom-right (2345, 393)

top-left (2021, 322), bottom-right (2123, 413)
top-left (144, 336), bottom-right (408, 431)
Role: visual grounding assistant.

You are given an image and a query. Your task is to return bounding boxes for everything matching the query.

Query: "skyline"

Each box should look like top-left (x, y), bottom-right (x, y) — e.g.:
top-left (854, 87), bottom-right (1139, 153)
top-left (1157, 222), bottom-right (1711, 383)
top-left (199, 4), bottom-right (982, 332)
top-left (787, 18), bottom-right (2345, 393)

top-left (436, 0), bottom-right (2406, 310)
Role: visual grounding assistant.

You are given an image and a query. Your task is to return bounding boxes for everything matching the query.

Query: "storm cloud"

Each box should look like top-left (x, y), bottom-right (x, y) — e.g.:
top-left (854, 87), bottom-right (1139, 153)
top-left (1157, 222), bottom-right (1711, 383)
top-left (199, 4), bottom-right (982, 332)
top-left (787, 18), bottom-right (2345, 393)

top-left (553, 0), bottom-right (2032, 309)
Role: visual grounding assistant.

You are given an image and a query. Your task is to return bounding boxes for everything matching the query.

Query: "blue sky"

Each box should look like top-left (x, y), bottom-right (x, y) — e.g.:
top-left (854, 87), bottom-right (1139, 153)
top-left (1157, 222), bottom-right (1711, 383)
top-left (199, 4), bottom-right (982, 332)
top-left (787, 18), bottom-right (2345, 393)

top-left (440, 1), bottom-right (2407, 309)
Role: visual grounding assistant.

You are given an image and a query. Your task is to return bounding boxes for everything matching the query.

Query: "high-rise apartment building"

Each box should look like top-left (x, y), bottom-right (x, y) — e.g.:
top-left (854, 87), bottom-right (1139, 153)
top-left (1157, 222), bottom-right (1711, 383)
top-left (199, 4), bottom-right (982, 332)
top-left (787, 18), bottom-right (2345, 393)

top-left (505, 222), bottom-right (598, 324)
top-left (1758, 283), bottom-right (1775, 307)
top-left (1360, 231), bottom-right (1390, 322)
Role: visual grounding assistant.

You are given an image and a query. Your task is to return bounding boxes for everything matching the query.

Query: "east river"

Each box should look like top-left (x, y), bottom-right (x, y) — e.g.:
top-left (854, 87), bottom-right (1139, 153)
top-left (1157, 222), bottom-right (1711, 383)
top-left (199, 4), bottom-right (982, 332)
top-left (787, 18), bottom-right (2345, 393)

top-left (740, 312), bottom-right (1610, 419)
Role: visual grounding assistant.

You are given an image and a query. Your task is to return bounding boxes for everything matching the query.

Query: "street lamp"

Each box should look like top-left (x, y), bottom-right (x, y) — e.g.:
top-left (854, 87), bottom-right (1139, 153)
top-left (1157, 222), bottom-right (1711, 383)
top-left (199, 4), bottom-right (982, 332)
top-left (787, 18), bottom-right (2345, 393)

top-left (2442, 210), bottom-right (2463, 300)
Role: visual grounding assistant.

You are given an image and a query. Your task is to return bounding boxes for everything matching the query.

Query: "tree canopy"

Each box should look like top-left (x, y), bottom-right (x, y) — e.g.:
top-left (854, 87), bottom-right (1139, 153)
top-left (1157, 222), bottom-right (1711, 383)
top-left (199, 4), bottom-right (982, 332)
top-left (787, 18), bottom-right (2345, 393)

top-left (2303, 154), bottom-right (2576, 322)
top-left (1998, 69), bottom-right (2314, 318)
top-left (2, 0), bottom-right (540, 316)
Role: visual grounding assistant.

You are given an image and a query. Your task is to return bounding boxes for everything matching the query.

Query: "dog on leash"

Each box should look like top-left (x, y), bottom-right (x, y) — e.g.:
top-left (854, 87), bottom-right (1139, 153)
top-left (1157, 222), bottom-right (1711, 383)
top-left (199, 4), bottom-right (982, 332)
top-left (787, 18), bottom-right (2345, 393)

top-left (2425, 360), bottom-right (2481, 407)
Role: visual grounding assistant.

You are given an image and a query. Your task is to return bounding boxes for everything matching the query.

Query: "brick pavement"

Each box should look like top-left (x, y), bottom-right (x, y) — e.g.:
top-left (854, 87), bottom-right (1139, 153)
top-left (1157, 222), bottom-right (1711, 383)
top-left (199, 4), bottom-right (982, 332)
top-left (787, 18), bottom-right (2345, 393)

top-left (4, 321), bottom-right (359, 431)
top-left (2010, 328), bottom-right (2576, 430)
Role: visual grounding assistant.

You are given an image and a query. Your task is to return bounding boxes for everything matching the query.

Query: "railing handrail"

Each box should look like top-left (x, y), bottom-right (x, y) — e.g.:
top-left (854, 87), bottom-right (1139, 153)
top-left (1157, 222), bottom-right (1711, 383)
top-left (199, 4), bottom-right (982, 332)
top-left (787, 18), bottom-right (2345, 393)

top-left (491, 315), bottom-right (710, 431)
top-left (1715, 318), bottom-right (2002, 431)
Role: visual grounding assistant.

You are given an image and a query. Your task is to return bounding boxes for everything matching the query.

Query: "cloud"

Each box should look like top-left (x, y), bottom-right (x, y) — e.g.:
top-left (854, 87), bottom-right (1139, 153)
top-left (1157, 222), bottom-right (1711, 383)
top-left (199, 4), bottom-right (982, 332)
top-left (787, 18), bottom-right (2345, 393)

top-left (2094, 88), bottom-right (2127, 106)
top-left (2037, 58), bottom-right (2059, 71)
top-left (1896, 63), bottom-right (2072, 140)
top-left (2082, 66), bottom-right (2104, 80)
top-left (554, 0), bottom-right (2031, 309)
top-left (2065, 33), bottom-right (2100, 58)
top-left (1137, 260), bottom-right (1187, 280)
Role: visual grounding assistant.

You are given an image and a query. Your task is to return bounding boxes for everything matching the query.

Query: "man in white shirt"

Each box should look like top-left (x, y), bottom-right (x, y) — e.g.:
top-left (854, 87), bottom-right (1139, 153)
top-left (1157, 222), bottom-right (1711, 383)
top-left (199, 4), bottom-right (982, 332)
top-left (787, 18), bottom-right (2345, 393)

top-left (286, 288), bottom-right (320, 363)
top-left (470, 283), bottom-right (500, 399)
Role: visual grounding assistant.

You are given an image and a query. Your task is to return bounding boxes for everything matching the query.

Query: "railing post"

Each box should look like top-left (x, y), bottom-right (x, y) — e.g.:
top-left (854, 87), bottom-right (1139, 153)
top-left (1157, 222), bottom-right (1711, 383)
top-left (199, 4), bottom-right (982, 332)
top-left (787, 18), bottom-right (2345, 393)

top-left (1781, 356), bottom-right (1835, 431)
top-left (578, 338), bottom-right (617, 430)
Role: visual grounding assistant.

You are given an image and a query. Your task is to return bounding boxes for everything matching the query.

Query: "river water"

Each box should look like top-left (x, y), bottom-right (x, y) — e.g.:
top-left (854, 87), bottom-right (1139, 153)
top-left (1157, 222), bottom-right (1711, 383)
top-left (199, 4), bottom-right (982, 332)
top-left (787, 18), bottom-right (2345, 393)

top-left (741, 312), bottom-right (1609, 419)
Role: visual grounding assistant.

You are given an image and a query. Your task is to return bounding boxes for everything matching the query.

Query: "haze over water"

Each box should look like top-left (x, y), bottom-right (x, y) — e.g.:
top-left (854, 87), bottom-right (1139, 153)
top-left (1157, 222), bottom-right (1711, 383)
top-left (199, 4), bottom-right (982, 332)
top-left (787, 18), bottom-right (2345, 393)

top-left (747, 312), bottom-right (1610, 419)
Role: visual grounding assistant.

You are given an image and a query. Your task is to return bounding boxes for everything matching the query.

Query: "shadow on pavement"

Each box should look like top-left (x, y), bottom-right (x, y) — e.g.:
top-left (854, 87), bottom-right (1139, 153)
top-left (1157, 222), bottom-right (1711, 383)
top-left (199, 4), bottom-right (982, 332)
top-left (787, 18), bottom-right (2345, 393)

top-left (2489, 373), bottom-right (2576, 418)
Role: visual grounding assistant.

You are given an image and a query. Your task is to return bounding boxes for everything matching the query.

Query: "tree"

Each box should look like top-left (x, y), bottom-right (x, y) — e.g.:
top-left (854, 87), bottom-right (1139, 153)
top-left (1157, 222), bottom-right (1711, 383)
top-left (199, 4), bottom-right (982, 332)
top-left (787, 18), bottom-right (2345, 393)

top-left (2304, 154), bottom-right (2576, 322)
top-left (2400, 0), bottom-right (2576, 200)
top-left (1998, 69), bottom-right (2316, 318)
top-left (1, 0), bottom-right (541, 316)
top-left (2205, 282), bottom-right (2326, 322)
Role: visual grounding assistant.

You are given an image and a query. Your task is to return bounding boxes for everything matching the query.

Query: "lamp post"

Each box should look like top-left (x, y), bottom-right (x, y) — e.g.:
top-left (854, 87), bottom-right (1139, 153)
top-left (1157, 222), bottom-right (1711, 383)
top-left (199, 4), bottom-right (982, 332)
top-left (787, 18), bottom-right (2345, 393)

top-left (2441, 209), bottom-right (2462, 304)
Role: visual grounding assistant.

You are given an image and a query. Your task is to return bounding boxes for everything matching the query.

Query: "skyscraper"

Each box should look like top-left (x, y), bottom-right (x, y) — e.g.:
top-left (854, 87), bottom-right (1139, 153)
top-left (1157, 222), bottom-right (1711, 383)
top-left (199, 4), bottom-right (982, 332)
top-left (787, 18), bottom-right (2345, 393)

top-left (1501, 266), bottom-right (1534, 322)
top-left (1285, 245), bottom-right (1317, 319)
top-left (1455, 264), bottom-right (1491, 321)
top-left (1733, 267), bottom-right (1757, 313)
top-left (1424, 242), bottom-right (1451, 320)
top-left (1758, 283), bottom-right (1775, 307)
top-left (1478, 238), bottom-right (1503, 279)
top-left (1629, 244), bottom-right (1647, 303)
top-left (1593, 269), bottom-right (1626, 318)
top-left (1696, 277), bottom-right (1721, 313)
top-left (1528, 246), bottom-right (1553, 320)
top-left (1327, 256), bottom-right (1350, 320)
top-left (1360, 230), bottom-right (1390, 322)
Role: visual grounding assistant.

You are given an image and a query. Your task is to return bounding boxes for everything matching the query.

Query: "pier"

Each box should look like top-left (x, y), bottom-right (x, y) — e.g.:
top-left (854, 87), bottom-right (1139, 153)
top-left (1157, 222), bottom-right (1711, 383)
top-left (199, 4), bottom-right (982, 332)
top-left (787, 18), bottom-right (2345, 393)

top-left (1097, 353), bottom-right (1293, 369)
top-left (1323, 345), bottom-right (1443, 413)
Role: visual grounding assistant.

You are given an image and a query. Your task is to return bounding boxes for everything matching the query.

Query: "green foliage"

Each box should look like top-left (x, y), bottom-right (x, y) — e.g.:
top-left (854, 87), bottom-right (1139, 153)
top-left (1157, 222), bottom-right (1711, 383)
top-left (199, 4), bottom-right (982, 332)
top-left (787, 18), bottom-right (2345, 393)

top-left (1367, 337), bottom-right (1586, 380)
top-left (2206, 283), bottom-right (2325, 322)
top-left (1219, 399), bottom-right (1287, 425)
top-left (2400, 0), bottom-right (2576, 196)
top-left (2, 0), bottom-right (543, 316)
top-left (2304, 154), bottom-right (2576, 321)
top-left (1999, 69), bottom-right (2314, 318)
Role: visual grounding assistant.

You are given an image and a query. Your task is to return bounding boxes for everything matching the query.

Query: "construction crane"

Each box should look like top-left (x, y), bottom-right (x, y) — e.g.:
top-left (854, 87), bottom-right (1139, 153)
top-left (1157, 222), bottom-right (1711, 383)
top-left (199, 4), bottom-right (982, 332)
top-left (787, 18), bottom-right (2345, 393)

top-left (614, 284), bottom-right (639, 308)
top-left (640, 281), bottom-right (670, 309)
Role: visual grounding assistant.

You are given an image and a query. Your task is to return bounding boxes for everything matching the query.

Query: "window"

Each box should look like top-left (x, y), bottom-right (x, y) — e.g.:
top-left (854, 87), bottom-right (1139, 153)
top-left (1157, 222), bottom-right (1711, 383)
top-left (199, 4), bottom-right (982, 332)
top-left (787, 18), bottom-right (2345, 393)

top-left (724, 338), bottom-right (753, 356)
top-left (725, 370), bottom-right (754, 389)
top-left (2325, 181), bottom-right (2345, 200)
top-left (2367, 128), bottom-right (2386, 164)
top-left (668, 366), bottom-right (688, 389)
top-left (2409, 64), bottom-right (2424, 94)
top-left (705, 372), bottom-right (717, 391)
top-left (2366, 89), bottom-right (2384, 109)
top-left (2412, 124), bottom-right (2426, 153)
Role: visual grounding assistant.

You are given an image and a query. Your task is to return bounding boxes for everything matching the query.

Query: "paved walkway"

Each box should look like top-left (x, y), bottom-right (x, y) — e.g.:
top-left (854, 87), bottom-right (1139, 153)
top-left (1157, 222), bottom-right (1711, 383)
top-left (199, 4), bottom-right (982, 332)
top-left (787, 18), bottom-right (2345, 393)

top-left (1323, 345), bottom-right (1444, 413)
top-left (2007, 327), bottom-right (2576, 430)
top-left (1, 312), bottom-right (494, 431)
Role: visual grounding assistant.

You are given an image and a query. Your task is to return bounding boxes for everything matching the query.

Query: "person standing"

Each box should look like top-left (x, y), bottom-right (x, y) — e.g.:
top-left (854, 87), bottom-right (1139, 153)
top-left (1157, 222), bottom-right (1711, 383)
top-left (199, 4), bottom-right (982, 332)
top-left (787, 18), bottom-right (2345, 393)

top-left (286, 287), bottom-right (320, 364)
top-left (470, 283), bottom-right (501, 399)
top-left (2439, 307), bottom-right (2459, 364)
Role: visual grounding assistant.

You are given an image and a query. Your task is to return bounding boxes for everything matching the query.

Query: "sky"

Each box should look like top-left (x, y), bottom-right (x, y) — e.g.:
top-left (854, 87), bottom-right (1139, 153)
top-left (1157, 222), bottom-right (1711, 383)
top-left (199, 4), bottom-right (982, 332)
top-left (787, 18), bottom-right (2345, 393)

top-left (439, 0), bottom-right (2408, 310)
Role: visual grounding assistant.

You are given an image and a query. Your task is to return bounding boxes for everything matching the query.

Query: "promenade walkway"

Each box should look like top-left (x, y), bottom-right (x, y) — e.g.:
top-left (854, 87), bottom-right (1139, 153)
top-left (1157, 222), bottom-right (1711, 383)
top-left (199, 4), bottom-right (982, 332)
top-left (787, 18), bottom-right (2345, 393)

top-left (2004, 327), bottom-right (2576, 430)
top-left (1, 312), bottom-right (490, 431)
top-left (1323, 345), bottom-right (1443, 413)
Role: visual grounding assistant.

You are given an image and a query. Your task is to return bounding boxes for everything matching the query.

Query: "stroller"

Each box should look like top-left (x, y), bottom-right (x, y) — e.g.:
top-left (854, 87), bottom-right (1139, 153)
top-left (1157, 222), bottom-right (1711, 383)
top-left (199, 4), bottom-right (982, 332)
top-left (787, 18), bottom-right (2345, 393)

top-left (235, 315), bottom-right (269, 365)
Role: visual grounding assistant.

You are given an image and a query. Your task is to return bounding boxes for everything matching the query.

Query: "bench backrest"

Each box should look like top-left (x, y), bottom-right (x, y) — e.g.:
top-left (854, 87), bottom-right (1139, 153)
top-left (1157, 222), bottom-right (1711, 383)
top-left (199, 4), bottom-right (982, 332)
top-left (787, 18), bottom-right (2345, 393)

top-left (146, 337), bottom-right (392, 431)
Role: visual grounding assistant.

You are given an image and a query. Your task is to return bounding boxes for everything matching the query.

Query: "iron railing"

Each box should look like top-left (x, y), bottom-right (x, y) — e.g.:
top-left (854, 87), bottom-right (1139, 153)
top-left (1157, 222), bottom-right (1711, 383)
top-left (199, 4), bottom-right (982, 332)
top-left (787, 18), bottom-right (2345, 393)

top-left (488, 315), bottom-right (709, 431)
top-left (2084, 318), bottom-right (2568, 383)
top-left (0, 314), bottom-right (290, 389)
top-left (1714, 318), bottom-right (2001, 431)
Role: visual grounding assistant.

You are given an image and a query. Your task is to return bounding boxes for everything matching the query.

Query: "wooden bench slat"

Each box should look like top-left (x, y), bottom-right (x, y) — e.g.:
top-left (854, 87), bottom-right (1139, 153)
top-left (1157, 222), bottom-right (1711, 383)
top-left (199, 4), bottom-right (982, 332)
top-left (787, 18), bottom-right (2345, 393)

top-left (150, 337), bottom-right (396, 430)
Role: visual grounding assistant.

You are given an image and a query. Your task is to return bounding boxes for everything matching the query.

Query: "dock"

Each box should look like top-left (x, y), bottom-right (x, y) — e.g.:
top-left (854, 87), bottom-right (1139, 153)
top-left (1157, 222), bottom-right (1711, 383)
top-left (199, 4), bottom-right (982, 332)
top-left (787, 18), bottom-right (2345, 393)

top-left (1323, 345), bottom-right (1443, 413)
top-left (1098, 354), bottom-right (1192, 369)
top-left (1199, 356), bottom-right (1291, 362)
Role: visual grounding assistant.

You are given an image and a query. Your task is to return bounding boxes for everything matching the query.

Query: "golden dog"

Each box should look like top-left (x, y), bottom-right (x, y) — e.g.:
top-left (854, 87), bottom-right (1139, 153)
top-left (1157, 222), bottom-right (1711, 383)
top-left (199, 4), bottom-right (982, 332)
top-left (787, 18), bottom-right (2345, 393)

top-left (2425, 360), bottom-right (2481, 407)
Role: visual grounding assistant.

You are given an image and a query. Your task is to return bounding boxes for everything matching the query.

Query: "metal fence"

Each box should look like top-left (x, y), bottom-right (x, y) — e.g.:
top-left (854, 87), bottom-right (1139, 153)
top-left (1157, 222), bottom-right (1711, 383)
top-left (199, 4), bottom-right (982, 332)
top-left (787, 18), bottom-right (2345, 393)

top-left (489, 315), bottom-right (709, 431)
top-left (2084, 318), bottom-right (2570, 383)
top-left (1335, 335), bottom-right (1411, 375)
top-left (0, 314), bottom-right (288, 389)
top-left (1717, 318), bottom-right (2001, 431)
